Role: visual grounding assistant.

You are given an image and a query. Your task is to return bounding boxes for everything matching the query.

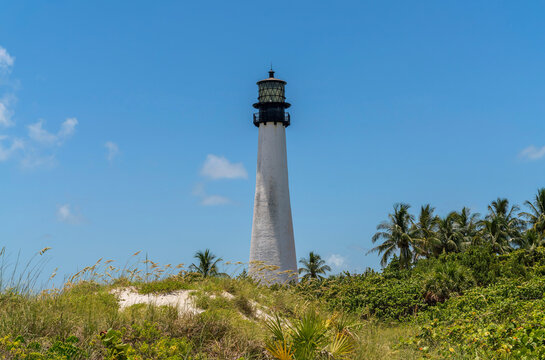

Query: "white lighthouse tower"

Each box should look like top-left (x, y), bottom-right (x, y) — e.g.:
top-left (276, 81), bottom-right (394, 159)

top-left (249, 70), bottom-right (297, 284)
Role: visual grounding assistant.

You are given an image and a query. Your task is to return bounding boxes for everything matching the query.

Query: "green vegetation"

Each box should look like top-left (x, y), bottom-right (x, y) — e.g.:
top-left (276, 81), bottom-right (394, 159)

top-left (299, 247), bottom-right (545, 358)
top-left (136, 276), bottom-right (191, 295)
top-left (369, 202), bottom-right (415, 268)
top-left (265, 310), bottom-right (354, 360)
top-left (298, 252), bottom-right (331, 280)
top-left (298, 188), bottom-right (545, 358)
top-left (4, 249), bottom-right (544, 359)
top-left (2, 189), bottom-right (545, 359)
top-left (370, 190), bottom-right (545, 264)
top-left (189, 249), bottom-right (224, 278)
top-left (0, 265), bottom-right (416, 359)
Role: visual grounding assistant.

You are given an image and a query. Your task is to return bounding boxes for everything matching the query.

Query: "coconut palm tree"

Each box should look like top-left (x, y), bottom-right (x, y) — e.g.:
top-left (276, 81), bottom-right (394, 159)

top-left (298, 252), bottom-right (331, 280)
top-left (435, 212), bottom-right (464, 254)
top-left (479, 198), bottom-right (524, 254)
top-left (412, 204), bottom-right (439, 259)
top-left (514, 228), bottom-right (545, 253)
top-left (368, 203), bottom-right (415, 269)
top-left (452, 207), bottom-right (481, 246)
top-left (520, 188), bottom-right (545, 236)
top-left (189, 249), bottom-right (223, 277)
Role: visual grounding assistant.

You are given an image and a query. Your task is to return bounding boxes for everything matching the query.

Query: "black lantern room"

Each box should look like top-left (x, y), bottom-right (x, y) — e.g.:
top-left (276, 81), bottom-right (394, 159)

top-left (253, 70), bottom-right (291, 127)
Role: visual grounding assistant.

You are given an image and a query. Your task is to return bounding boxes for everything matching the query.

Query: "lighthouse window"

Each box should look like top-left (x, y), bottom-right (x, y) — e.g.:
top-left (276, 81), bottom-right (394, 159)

top-left (258, 82), bottom-right (285, 102)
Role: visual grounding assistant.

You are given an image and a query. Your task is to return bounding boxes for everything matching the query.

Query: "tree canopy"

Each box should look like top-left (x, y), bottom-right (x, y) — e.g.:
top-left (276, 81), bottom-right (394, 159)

top-left (369, 188), bottom-right (545, 268)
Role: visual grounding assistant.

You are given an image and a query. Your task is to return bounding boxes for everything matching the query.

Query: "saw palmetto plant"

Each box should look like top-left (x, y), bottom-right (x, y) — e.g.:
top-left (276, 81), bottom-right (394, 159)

top-left (265, 310), bottom-right (355, 360)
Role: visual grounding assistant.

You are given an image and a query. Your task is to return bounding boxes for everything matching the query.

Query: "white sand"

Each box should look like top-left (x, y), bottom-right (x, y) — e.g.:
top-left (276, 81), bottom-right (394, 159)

top-left (111, 287), bottom-right (272, 320)
top-left (111, 287), bottom-right (203, 315)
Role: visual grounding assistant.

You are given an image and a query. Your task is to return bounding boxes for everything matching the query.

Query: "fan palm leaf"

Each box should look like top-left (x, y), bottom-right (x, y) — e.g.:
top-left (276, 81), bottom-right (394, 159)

top-left (324, 333), bottom-right (355, 359)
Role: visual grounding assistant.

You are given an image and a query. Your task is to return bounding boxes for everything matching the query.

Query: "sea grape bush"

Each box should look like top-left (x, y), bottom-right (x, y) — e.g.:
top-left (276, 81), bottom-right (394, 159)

top-left (406, 281), bottom-right (545, 358)
top-left (297, 267), bottom-right (426, 320)
top-left (299, 247), bottom-right (545, 318)
top-left (298, 246), bottom-right (545, 358)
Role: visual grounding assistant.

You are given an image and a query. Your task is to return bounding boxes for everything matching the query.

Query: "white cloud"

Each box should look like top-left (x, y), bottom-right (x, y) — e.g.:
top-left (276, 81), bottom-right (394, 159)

top-left (0, 46), bottom-right (14, 73)
top-left (56, 204), bottom-right (81, 224)
top-left (57, 204), bottom-right (72, 221)
top-left (58, 117), bottom-right (77, 138)
top-left (520, 145), bottom-right (545, 161)
top-left (0, 47), bottom-right (15, 127)
top-left (0, 97), bottom-right (14, 127)
top-left (201, 195), bottom-right (231, 206)
top-left (192, 183), bottom-right (231, 206)
top-left (28, 121), bottom-right (57, 144)
top-left (105, 141), bottom-right (119, 162)
top-left (200, 154), bottom-right (247, 180)
top-left (20, 154), bottom-right (56, 169)
top-left (28, 117), bottom-right (78, 146)
top-left (0, 47), bottom-right (75, 169)
top-left (0, 136), bottom-right (23, 161)
top-left (326, 254), bottom-right (347, 268)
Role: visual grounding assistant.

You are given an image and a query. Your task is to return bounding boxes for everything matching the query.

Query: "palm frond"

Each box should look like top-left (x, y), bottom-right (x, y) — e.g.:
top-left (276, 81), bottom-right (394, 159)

top-left (325, 333), bottom-right (355, 359)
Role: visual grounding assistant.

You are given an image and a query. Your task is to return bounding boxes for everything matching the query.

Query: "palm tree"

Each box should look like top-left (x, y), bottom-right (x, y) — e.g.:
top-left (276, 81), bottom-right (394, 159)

top-left (368, 203), bottom-right (415, 269)
top-left (452, 207), bottom-right (481, 246)
top-left (189, 249), bottom-right (223, 277)
top-left (520, 188), bottom-right (545, 236)
top-left (298, 252), bottom-right (331, 280)
top-left (412, 204), bottom-right (439, 259)
top-left (435, 213), bottom-right (464, 254)
top-left (265, 310), bottom-right (355, 360)
top-left (514, 228), bottom-right (545, 253)
top-left (479, 198), bottom-right (524, 254)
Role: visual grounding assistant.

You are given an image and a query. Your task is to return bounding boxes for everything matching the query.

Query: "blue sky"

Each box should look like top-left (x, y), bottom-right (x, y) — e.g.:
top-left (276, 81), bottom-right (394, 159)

top-left (0, 1), bottom-right (544, 279)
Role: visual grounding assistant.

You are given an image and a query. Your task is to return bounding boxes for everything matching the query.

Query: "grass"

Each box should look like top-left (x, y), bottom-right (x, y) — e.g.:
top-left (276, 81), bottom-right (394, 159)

top-left (0, 251), bottom-right (422, 359)
top-left (3, 247), bottom-right (544, 358)
top-left (0, 281), bottom-right (421, 359)
top-left (353, 322), bottom-right (420, 360)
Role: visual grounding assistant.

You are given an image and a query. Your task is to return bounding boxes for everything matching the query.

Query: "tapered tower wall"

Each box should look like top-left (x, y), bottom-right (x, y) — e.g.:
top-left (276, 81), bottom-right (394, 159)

top-left (249, 123), bottom-right (297, 283)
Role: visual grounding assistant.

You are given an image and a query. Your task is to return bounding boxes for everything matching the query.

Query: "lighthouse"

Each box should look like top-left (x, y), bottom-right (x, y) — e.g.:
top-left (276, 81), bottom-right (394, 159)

top-left (249, 70), bottom-right (297, 284)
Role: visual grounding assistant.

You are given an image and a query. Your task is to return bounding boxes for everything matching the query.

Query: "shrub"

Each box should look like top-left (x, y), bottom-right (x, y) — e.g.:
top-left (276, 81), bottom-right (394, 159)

top-left (421, 261), bottom-right (475, 305)
top-left (297, 271), bottom-right (426, 320)
top-left (458, 245), bottom-right (501, 286)
top-left (405, 276), bottom-right (545, 358)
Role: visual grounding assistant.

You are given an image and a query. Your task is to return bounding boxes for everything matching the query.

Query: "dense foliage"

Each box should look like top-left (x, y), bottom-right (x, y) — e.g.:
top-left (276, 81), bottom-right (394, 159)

top-left (294, 189), bottom-right (545, 357)
top-left (299, 245), bottom-right (545, 358)
top-left (369, 190), bottom-right (544, 266)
